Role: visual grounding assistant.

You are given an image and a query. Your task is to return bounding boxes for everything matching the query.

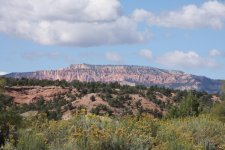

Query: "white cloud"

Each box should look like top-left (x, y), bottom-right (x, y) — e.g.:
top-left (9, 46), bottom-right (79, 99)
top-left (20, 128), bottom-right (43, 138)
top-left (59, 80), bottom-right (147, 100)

top-left (132, 9), bottom-right (154, 22)
top-left (1, 0), bottom-right (225, 47)
top-left (132, 1), bottom-right (225, 29)
top-left (157, 51), bottom-right (217, 69)
top-left (0, 0), bottom-right (121, 23)
top-left (105, 51), bottom-right (121, 63)
top-left (209, 49), bottom-right (223, 57)
top-left (0, 71), bottom-right (7, 75)
top-left (138, 49), bottom-right (153, 60)
top-left (0, 0), bottom-right (148, 46)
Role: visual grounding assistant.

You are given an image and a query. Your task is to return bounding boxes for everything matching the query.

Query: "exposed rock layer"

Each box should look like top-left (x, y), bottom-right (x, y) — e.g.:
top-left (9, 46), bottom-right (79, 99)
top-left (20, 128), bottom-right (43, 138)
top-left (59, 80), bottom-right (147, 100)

top-left (5, 64), bottom-right (221, 93)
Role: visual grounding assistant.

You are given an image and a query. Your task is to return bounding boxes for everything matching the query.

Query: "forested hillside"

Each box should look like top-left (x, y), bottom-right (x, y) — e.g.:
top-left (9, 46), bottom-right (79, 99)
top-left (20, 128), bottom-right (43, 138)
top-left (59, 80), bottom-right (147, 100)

top-left (0, 78), bottom-right (225, 150)
top-left (3, 78), bottom-right (220, 119)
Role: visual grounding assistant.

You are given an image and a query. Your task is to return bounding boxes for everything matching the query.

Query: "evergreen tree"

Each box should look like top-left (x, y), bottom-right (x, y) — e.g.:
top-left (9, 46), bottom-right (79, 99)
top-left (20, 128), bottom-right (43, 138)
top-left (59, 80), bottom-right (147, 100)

top-left (220, 80), bottom-right (225, 101)
top-left (0, 78), bottom-right (6, 94)
top-left (211, 81), bottom-right (225, 122)
top-left (167, 91), bottom-right (199, 118)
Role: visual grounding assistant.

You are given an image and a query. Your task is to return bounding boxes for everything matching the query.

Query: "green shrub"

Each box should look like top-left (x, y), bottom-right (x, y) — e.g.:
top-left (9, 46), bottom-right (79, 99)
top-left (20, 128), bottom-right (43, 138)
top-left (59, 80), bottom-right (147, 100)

top-left (211, 101), bottom-right (225, 122)
top-left (167, 91), bottom-right (200, 118)
top-left (156, 115), bottom-right (225, 149)
top-left (91, 104), bottom-right (113, 116)
top-left (17, 130), bottom-right (48, 150)
top-left (90, 95), bottom-right (96, 102)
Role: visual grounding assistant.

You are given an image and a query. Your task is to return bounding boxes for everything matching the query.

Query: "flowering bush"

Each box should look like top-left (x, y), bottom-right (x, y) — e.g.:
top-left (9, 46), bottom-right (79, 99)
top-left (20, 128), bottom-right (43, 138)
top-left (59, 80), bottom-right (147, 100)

top-left (7, 113), bottom-right (223, 150)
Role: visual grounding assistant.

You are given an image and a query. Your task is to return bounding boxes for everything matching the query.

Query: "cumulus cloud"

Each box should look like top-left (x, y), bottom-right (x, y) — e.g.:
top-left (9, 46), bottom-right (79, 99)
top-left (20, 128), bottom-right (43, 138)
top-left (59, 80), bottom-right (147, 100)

top-left (0, 71), bottom-right (7, 75)
top-left (0, 0), bottom-right (121, 22)
top-left (0, 0), bottom-right (148, 46)
top-left (1, 0), bottom-right (225, 47)
top-left (133, 1), bottom-right (225, 29)
top-left (209, 49), bottom-right (223, 57)
top-left (156, 51), bottom-right (217, 69)
top-left (138, 49), bottom-right (153, 60)
top-left (105, 51), bottom-right (121, 63)
top-left (132, 9), bottom-right (154, 23)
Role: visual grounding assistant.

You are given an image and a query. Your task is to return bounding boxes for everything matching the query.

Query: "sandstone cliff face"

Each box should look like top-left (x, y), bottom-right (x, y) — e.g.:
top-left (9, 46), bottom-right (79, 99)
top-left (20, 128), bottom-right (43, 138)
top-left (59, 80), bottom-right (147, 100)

top-left (5, 64), bottom-right (221, 93)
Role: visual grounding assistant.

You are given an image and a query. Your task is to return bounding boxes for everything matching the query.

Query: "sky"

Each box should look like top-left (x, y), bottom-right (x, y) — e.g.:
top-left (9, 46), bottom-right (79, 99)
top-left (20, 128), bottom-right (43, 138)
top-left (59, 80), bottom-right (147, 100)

top-left (0, 0), bottom-right (225, 79)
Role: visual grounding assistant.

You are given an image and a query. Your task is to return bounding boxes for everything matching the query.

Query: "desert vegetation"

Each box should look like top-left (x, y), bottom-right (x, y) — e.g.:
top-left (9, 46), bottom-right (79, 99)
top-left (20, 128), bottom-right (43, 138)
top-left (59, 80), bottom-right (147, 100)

top-left (0, 77), bottom-right (225, 150)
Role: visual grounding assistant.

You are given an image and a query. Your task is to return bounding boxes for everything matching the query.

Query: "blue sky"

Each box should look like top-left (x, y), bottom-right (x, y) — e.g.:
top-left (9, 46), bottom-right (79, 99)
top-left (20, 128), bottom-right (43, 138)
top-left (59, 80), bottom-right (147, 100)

top-left (0, 0), bottom-right (225, 79)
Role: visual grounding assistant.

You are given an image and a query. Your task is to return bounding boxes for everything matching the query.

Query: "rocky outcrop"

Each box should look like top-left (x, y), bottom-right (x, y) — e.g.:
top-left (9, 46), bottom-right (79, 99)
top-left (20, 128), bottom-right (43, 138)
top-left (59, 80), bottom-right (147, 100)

top-left (5, 86), bottom-right (70, 103)
top-left (5, 64), bottom-right (222, 93)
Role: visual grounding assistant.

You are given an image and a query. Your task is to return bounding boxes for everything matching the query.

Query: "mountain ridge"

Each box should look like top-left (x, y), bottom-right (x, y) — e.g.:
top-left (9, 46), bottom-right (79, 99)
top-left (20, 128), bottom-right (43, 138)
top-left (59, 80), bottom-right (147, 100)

top-left (5, 64), bottom-right (222, 93)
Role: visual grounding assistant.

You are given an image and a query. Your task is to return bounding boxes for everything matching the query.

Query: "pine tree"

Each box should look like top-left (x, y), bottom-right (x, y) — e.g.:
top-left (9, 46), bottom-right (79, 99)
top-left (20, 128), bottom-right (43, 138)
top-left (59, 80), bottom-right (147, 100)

top-left (0, 78), bottom-right (6, 94)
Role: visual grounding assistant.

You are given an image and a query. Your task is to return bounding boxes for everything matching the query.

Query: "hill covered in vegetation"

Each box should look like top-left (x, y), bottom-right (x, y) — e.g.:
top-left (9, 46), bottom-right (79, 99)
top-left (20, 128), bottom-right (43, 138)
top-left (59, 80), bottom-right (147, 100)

top-left (3, 77), bottom-right (220, 119)
top-left (0, 77), bottom-right (225, 150)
